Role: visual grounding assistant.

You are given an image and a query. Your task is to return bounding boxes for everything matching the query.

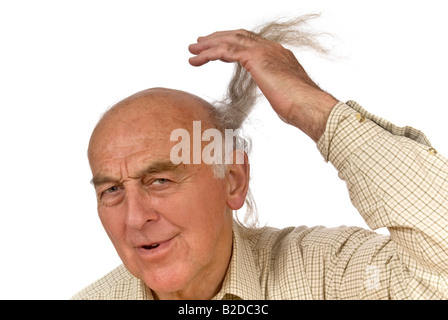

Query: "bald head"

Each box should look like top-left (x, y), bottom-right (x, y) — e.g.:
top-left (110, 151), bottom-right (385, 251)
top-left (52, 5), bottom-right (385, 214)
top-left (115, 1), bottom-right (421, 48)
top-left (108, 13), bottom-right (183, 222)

top-left (88, 87), bottom-right (217, 164)
top-left (100, 87), bottom-right (213, 123)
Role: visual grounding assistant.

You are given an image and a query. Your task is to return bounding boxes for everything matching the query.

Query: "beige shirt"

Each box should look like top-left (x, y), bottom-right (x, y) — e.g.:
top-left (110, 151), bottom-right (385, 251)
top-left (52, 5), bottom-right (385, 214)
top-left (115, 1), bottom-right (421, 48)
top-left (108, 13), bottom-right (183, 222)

top-left (72, 101), bottom-right (448, 300)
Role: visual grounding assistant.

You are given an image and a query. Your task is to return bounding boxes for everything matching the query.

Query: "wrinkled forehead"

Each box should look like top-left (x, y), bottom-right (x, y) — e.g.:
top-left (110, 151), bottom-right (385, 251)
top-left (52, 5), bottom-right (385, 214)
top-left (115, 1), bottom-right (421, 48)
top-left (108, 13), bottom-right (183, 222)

top-left (87, 88), bottom-right (215, 165)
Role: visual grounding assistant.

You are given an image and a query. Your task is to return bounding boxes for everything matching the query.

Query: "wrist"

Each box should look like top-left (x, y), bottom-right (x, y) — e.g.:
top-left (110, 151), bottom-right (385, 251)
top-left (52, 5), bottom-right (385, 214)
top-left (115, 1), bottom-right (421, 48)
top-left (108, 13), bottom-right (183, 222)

top-left (286, 88), bottom-right (338, 142)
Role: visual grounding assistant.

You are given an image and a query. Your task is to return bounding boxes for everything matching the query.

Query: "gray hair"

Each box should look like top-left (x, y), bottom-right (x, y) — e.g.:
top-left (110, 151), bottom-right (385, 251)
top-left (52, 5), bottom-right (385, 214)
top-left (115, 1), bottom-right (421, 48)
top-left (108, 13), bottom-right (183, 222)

top-left (210, 14), bottom-right (330, 229)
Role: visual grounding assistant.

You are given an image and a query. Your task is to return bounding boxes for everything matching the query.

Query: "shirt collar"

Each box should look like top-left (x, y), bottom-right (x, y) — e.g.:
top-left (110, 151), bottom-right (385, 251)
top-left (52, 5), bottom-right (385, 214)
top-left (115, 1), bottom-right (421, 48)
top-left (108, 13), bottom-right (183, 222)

top-left (213, 221), bottom-right (263, 300)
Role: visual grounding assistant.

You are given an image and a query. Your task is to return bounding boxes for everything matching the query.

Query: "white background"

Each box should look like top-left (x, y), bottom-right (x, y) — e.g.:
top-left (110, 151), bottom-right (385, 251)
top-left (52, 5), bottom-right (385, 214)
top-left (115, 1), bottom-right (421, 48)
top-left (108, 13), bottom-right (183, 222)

top-left (1, 0), bottom-right (447, 299)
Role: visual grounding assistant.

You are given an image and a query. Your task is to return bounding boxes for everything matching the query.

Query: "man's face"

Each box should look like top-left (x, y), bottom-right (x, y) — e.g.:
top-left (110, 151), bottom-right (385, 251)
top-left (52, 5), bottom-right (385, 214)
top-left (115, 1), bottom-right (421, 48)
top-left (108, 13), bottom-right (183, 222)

top-left (87, 89), bottom-right (234, 298)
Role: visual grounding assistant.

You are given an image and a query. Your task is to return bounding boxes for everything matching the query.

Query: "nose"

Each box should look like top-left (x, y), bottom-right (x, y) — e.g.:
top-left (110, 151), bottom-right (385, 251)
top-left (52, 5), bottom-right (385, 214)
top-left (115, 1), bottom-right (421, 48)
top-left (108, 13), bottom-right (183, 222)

top-left (124, 185), bottom-right (158, 229)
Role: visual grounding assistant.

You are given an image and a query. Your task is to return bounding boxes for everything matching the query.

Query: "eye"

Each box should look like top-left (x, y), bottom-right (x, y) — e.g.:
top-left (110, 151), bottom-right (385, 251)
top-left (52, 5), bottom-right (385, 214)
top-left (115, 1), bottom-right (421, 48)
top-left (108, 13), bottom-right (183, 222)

top-left (141, 174), bottom-right (172, 186)
top-left (100, 185), bottom-right (123, 198)
top-left (151, 178), bottom-right (171, 186)
top-left (97, 184), bottom-right (125, 206)
top-left (106, 185), bottom-right (121, 193)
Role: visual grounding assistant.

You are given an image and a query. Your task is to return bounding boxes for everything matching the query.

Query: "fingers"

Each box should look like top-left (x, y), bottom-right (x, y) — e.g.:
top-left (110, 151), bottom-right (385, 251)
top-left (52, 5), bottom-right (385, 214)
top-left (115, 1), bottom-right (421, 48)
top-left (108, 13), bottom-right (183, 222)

top-left (188, 41), bottom-right (238, 66)
top-left (188, 29), bottom-right (260, 67)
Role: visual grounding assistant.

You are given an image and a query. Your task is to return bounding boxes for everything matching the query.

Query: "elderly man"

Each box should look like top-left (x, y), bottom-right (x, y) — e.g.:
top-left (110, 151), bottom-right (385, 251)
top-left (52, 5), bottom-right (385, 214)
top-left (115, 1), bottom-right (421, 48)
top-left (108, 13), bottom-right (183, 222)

top-left (73, 19), bottom-right (448, 300)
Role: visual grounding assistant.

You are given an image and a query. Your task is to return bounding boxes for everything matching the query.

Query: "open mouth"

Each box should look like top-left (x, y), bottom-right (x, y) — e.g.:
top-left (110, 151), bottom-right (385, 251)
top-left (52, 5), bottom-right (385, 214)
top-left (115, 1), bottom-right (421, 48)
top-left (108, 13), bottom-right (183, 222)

top-left (137, 235), bottom-right (177, 256)
top-left (142, 244), bottom-right (160, 250)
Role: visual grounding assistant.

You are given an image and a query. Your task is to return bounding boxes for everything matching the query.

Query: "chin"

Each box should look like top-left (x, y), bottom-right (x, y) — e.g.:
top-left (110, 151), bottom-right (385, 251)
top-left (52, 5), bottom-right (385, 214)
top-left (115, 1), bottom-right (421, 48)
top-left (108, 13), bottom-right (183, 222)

top-left (138, 264), bottom-right (194, 297)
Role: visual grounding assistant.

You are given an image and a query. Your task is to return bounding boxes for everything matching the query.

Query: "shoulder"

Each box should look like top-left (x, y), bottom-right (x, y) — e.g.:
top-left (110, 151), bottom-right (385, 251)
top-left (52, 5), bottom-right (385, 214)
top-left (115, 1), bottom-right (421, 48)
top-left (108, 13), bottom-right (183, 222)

top-left (71, 264), bottom-right (148, 300)
top-left (240, 223), bottom-right (390, 261)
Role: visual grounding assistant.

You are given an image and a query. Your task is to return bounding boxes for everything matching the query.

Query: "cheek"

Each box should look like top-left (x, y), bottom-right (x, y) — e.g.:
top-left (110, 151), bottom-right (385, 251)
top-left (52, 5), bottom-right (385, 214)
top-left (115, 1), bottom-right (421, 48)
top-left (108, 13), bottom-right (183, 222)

top-left (187, 177), bottom-right (229, 226)
top-left (98, 208), bottom-right (126, 246)
top-left (155, 176), bottom-right (229, 230)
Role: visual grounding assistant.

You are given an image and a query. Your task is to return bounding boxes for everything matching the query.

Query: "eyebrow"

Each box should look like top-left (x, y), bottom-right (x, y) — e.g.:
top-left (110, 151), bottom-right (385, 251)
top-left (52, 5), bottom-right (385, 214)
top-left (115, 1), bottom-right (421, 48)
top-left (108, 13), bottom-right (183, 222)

top-left (90, 160), bottom-right (182, 187)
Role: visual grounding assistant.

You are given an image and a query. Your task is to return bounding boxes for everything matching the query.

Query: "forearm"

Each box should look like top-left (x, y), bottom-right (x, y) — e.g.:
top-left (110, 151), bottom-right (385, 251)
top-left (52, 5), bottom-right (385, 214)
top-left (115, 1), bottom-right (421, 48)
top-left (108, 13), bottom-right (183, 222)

top-left (280, 86), bottom-right (338, 142)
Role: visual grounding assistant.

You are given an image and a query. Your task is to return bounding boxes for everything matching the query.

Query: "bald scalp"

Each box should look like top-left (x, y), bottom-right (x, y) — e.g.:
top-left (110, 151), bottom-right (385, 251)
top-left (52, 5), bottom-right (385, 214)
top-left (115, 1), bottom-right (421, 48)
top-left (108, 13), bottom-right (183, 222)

top-left (87, 87), bottom-right (218, 158)
top-left (97, 87), bottom-right (215, 129)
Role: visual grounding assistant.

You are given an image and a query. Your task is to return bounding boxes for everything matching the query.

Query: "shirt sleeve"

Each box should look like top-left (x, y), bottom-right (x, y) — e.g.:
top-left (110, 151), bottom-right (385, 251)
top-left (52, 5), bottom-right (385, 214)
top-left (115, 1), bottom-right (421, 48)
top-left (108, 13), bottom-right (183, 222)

top-left (316, 100), bottom-right (448, 299)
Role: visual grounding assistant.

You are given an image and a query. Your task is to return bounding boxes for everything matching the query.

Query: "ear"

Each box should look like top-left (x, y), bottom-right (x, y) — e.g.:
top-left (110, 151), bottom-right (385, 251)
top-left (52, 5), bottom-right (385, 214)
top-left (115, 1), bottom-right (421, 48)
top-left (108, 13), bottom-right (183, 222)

top-left (226, 150), bottom-right (250, 210)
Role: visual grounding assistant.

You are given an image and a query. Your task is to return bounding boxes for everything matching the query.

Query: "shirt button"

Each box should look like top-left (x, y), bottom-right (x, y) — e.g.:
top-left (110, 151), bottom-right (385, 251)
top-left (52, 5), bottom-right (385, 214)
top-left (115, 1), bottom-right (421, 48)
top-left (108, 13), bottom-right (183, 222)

top-left (428, 147), bottom-right (438, 156)
top-left (356, 113), bottom-right (366, 123)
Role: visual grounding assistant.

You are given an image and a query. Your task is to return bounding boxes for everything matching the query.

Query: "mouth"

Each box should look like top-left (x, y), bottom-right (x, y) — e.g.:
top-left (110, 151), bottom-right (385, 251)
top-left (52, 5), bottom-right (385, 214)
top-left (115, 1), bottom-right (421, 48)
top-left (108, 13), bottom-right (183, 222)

top-left (136, 235), bottom-right (177, 258)
top-left (141, 243), bottom-right (160, 250)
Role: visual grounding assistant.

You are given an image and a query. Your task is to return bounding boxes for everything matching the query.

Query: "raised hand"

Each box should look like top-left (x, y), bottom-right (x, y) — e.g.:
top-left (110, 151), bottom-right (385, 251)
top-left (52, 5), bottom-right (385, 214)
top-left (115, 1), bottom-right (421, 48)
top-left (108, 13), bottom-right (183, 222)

top-left (188, 29), bottom-right (338, 142)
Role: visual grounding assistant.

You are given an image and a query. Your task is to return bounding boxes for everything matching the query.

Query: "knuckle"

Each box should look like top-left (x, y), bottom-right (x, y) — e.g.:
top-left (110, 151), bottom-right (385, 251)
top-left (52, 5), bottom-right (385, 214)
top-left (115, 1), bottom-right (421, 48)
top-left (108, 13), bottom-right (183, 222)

top-left (217, 42), bottom-right (241, 57)
top-left (234, 29), bottom-right (258, 42)
top-left (235, 28), bottom-right (249, 35)
top-left (216, 43), bottom-right (229, 56)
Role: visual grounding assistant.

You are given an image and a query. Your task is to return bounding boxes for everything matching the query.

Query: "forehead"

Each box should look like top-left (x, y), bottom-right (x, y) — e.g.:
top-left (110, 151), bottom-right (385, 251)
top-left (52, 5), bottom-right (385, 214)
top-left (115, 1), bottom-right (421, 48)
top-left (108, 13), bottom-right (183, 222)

top-left (88, 89), bottom-right (213, 175)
